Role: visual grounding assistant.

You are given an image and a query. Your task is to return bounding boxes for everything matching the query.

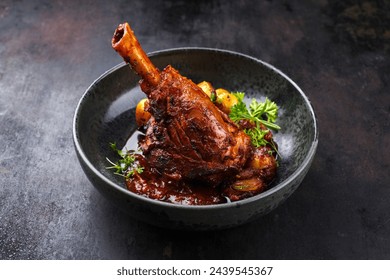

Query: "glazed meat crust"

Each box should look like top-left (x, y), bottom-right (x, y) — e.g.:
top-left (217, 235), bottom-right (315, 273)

top-left (112, 22), bottom-right (277, 204)
top-left (139, 65), bottom-right (252, 185)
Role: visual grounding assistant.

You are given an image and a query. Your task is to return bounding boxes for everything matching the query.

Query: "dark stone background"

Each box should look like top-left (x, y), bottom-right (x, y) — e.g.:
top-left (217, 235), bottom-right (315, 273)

top-left (0, 0), bottom-right (389, 259)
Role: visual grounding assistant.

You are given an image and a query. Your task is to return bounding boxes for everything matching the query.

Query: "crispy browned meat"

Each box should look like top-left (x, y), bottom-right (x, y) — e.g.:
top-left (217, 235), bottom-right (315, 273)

top-left (111, 22), bottom-right (279, 204)
top-left (139, 66), bottom-right (253, 184)
top-left (112, 22), bottom-right (252, 186)
top-left (223, 146), bottom-right (277, 201)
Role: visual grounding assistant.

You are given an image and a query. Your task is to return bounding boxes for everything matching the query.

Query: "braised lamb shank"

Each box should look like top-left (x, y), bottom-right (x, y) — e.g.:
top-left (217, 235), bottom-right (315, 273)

top-left (111, 23), bottom-right (277, 204)
top-left (112, 23), bottom-right (252, 184)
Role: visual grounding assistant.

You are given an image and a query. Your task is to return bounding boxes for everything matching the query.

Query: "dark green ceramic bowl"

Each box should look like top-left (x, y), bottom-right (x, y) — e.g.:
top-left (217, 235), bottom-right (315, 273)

top-left (73, 48), bottom-right (318, 230)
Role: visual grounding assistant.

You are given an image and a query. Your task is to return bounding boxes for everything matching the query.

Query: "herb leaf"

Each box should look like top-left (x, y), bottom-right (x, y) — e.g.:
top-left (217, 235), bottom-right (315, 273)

top-left (106, 143), bottom-right (144, 179)
top-left (230, 94), bottom-right (280, 130)
top-left (229, 93), bottom-right (281, 151)
top-left (244, 127), bottom-right (270, 147)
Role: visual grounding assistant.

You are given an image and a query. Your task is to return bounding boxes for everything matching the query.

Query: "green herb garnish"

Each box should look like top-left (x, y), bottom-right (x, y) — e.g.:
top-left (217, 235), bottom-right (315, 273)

top-left (210, 92), bottom-right (217, 102)
top-left (244, 126), bottom-right (270, 147)
top-left (229, 93), bottom-right (280, 130)
top-left (106, 142), bottom-right (144, 179)
top-left (229, 93), bottom-right (281, 152)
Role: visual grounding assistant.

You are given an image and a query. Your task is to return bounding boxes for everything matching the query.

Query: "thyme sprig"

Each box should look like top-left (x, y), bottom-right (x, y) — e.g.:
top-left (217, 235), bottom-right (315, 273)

top-left (106, 142), bottom-right (144, 179)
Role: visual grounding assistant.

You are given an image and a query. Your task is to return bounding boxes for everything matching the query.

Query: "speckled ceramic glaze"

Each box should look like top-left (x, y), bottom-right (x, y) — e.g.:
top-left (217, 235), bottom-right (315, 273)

top-left (73, 48), bottom-right (318, 230)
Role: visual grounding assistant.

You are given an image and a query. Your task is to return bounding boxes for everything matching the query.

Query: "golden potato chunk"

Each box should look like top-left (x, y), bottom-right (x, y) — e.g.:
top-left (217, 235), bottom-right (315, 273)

top-left (249, 147), bottom-right (276, 170)
top-left (215, 88), bottom-right (239, 114)
top-left (135, 98), bottom-right (151, 127)
top-left (197, 81), bottom-right (215, 99)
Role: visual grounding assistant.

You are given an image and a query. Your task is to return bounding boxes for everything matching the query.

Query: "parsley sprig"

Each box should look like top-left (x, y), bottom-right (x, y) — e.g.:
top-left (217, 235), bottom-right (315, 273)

top-left (244, 127), bottom-right (269, 147)
top-left (229, 92), bottom-right (281, 151)
top-left (106, 143), bottom-right (144, 179)
top-left (229, 93), bottom-right (280, 130)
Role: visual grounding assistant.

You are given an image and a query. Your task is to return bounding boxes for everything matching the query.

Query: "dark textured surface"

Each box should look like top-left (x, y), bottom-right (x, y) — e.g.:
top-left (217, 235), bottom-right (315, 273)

top-left (0, 0), bottom-right (389, 259)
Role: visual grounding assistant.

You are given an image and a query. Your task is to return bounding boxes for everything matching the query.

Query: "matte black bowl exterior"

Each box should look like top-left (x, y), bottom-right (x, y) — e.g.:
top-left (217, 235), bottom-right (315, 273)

top-left (73, 48), bottom-right (318, 230)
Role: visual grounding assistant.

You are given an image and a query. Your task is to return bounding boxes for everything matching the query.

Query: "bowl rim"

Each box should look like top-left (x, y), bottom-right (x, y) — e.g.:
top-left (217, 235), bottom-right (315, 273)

top-left (73, 47), bottom-right (319, 210)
